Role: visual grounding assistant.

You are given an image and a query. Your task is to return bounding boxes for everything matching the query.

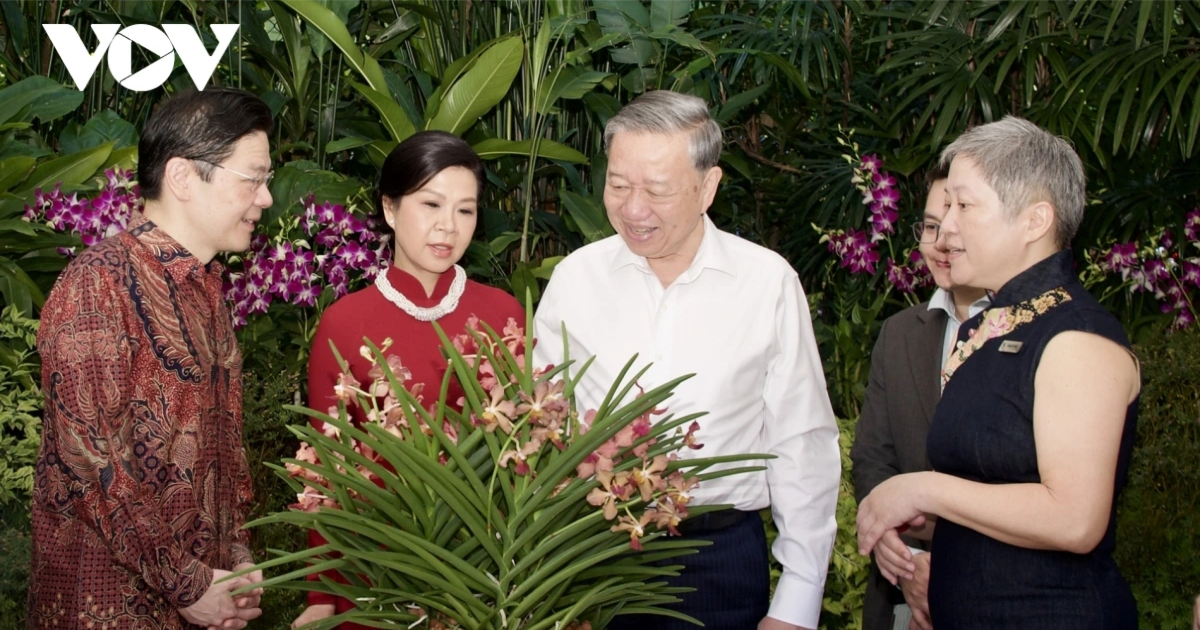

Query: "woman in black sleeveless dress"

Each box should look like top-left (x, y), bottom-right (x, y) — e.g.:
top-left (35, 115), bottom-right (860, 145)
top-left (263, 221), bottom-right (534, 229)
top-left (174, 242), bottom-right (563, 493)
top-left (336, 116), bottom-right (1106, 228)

top-left (856, 117), bottom-right (1140, 629)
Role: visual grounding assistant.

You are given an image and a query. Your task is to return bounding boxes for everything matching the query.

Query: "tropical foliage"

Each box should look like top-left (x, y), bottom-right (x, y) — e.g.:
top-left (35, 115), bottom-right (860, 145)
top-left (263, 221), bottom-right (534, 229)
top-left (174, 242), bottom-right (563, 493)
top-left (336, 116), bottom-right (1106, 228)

top-left (1116, 324), bottom-right (1200, 630)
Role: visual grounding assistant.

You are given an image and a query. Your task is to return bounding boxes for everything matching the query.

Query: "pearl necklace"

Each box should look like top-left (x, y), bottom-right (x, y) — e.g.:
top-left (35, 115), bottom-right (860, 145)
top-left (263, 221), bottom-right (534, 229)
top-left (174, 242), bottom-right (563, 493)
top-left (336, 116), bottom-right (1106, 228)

top-left (374, 265), bottom-right (466, 322)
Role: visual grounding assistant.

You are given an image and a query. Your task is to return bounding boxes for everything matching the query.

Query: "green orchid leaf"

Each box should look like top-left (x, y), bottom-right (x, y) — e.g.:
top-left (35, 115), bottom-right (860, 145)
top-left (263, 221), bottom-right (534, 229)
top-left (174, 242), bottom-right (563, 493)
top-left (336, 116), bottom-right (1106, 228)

top-left (246, 315), bottom-right (759, 628)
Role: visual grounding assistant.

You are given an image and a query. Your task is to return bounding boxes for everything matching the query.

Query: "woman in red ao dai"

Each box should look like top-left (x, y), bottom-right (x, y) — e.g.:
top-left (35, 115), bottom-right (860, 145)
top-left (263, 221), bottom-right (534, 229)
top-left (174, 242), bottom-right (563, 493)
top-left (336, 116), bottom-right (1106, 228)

top-left (292, 131), bottom-right (524, 629)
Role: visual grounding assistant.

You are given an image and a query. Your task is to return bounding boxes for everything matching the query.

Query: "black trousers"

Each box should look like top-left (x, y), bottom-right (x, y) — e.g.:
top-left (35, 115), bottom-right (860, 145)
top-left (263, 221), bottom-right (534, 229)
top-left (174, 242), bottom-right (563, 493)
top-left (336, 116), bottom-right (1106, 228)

top-left (608, 510), bottom-right (770, 630)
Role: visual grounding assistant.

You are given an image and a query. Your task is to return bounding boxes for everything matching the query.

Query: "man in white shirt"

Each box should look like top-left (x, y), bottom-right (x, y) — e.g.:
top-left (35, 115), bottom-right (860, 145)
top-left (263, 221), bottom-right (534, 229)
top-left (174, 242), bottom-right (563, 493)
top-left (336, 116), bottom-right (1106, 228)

top-left (850, 165), bottom-right (989, 630)
top-left (533, 90), bottom-right (840, 630)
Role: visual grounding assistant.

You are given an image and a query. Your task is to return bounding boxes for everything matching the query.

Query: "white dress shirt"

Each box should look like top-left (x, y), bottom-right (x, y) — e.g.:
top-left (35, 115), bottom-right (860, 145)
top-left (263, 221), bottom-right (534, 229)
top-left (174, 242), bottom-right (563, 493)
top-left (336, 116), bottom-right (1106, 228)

top-left (533, 215), bottom-right (841, 629)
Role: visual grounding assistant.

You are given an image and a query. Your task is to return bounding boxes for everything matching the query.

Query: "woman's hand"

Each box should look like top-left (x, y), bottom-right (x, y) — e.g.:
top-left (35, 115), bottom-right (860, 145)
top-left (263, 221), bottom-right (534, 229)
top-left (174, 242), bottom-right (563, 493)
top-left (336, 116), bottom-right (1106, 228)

top-left (857, 472), bottom-right (930, 557)
top-left (292, 604), bottom-right (336, 629)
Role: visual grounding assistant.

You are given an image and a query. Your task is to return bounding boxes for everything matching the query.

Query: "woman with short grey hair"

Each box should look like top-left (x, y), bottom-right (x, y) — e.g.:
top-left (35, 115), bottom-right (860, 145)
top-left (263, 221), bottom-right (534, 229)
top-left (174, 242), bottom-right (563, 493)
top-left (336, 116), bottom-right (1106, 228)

top-left (857, 116), bottom-right (1140, 629)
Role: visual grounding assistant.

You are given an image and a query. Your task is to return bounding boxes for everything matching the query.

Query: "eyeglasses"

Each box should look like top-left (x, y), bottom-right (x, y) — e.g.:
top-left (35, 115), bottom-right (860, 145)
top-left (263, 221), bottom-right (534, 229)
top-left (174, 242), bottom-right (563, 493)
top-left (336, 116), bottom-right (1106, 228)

top-left (193, 159), bottom-right (274, 191)
top-left (912, 221), bottom-right (941, 244)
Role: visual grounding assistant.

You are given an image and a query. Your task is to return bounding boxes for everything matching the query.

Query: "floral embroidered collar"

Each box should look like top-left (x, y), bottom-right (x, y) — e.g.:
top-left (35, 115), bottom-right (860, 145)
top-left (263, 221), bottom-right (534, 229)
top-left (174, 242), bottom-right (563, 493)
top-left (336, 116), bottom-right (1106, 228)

top-left (942, 250), bottom-right (1077, 385)
top-left (988, 249), bottom-right (1078, 308)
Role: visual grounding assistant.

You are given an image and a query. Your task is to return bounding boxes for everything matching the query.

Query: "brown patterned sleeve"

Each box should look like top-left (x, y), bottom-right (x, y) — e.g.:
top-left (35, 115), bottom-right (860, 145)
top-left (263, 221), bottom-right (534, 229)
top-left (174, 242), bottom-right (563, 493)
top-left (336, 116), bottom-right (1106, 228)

top-left (37, 264), bottom-right (214, 607)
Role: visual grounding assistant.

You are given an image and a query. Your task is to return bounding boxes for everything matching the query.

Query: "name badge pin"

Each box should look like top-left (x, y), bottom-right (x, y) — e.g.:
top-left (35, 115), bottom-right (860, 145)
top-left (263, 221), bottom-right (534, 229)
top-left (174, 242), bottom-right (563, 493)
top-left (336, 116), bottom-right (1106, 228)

top-left (999, 340), bottom-right (1024, 353)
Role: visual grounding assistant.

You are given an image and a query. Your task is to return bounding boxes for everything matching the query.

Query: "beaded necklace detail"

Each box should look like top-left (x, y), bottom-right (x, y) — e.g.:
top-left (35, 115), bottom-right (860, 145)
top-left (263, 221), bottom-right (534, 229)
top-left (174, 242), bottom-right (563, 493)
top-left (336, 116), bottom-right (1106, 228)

top-left (374, 265), bottom-right (466, 322)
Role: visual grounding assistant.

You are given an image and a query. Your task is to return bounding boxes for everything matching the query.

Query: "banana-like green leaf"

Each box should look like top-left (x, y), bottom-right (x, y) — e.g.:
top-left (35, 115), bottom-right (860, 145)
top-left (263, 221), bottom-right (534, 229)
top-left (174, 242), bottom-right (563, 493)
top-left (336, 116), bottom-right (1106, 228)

top-left (366, 140), bottom-right (397, 167)
top-left (716, 83), bottom-right (772, 123)
top-left (0, 256), bottom-right (45, 315)
top-left (279, 0), bottom-right (387, 92)
top-left (559, 190), bottom-right (614, 243)
top-left (0, 220), bottom-right (37, 237)
top-left (531, 15), bottom-right (552, 95)
top-left (471, 138), bottom-right (588, 164)
top-left (534, 67), bottom-right (612, 114)
top-left (350, 81), bottom-right (416, 142)
top-left (426, 36), bottom-right (524, 136)
top-left (0, 157), bottom-right (35, 193)
top-left (325, 137), bottom-right (372, 153)
top-left (19, 143), bottom-right (113, 194)
top-left (650, 0), bottom-right (691, 31)
top-left (101, 146), bottom-right (138, 172)
top-left (532, 256), bottom-right (563, 280)
top-left (0, 76), bottom-right (83, 126)
top-left (374, 8), bottom-right (420, 44)
top-left (582, 92), bottom-right (622, 124)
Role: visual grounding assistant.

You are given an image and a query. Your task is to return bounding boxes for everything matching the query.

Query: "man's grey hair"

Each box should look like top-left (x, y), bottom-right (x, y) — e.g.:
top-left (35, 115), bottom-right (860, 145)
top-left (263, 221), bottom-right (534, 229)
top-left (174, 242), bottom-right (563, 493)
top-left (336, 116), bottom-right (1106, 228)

top-left (939, 116), bottom-right (1086, 248)
top-left (603, 90), bottom-right (723, 171)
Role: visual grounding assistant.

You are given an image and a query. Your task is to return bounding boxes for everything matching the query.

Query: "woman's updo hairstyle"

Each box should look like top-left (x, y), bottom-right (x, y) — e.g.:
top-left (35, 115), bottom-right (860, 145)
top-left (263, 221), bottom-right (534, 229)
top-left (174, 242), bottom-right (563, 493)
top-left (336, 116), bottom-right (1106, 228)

top-left (373, 131), bottom-right (486, 218)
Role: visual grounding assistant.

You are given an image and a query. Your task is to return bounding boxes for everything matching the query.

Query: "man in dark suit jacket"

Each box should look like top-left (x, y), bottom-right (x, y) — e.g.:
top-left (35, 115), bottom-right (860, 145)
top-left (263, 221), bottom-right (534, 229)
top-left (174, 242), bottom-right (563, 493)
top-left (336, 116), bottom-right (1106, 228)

top-left (851, 166), bottom-right (989, 630)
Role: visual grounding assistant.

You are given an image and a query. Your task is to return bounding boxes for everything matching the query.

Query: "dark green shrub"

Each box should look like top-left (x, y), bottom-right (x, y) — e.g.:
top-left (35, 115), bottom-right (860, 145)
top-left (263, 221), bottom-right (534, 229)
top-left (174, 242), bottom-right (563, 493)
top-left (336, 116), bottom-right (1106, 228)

top-left (0, 305), bottom-right (40, 507)
top-left (0, 518), bottom-right (30, 630)
top-left (0, 305), bottom-right (39, 627)
top-left (240, 362), bottom-right (308, 628)
top-left (1116, 324), bottom-right (1200, 630)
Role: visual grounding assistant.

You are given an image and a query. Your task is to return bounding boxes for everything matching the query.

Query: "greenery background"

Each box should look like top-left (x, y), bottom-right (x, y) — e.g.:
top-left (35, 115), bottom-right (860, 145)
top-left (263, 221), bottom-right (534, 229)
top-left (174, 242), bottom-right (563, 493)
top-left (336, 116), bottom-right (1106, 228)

top-left (1, 0), bottom-right (1198, 628)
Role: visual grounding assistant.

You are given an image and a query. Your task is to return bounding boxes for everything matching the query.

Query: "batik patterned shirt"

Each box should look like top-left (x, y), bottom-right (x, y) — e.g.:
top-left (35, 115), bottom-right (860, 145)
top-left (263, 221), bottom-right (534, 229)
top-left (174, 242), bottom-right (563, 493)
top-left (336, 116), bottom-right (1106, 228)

top-left (29, 214), bottom-right (253, 630)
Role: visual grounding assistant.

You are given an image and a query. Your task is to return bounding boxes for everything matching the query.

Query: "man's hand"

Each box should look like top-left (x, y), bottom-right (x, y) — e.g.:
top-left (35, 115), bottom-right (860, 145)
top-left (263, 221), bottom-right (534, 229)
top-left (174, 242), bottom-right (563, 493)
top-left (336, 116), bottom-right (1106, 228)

top-left (899, 552), bottom-right (932, 630)
top-left (873, 528), bottom-right (915, 584)
top-left (230, 563), bottom-right (264, 610)
top-left (757, 616), bottom-right (812, 630)
top-left (293, 604), bottom-right (337, 629)
top-left (180, 569), bottom-right (261, 629)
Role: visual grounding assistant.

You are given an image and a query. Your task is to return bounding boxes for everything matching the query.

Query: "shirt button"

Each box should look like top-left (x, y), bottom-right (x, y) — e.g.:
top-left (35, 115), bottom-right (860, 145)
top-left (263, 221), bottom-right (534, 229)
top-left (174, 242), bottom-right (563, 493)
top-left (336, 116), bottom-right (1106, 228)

top-left (660, 304), bottom-right (667, 312)
top-left (654, 354), bottom-right (662, 361)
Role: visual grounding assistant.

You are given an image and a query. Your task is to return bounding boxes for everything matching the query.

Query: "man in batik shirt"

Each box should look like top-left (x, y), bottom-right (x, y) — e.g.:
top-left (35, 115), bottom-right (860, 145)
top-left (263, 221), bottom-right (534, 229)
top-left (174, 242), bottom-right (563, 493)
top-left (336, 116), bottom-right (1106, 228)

top-left (30, 88), bottom-right (274, 630)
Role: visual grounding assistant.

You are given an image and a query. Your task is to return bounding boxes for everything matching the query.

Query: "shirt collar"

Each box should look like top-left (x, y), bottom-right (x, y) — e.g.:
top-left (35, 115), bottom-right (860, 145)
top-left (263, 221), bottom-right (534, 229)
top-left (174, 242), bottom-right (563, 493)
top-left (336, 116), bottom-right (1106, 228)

top-left (927, 286), bottom-right (991, 323)
top-left (989, 249), bottom-right (1075, 308)
top-left (126, 212), bottom-right (216, 283)
top-left (383, 264), bottom-right (455, 306)
top-left (608, 214), bottom-right (736, 280)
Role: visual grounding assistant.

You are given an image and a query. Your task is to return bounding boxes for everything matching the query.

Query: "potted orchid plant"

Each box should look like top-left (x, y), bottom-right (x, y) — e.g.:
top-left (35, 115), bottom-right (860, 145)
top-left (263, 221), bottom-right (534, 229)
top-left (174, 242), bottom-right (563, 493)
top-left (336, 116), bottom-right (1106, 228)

top-left (233, 313), bottom-right (764, 629)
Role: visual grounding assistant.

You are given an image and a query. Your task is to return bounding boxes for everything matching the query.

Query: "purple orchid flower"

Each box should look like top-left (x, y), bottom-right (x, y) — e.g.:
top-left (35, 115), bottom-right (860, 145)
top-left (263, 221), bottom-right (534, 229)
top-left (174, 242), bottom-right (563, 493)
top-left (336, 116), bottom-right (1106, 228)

top-left (1103, 243), bottom-right (1138, 274)
top-left (1185, 209), bottom-right (1200, 243)
top-left (872, 185), bottom-right (900, 210)
top-left (1172, 308), bottom-right (1195, 330)
top-left (886, 259), bottom-right (917, 294)
top-left (1181, 260), bottom-right (1200, 288)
